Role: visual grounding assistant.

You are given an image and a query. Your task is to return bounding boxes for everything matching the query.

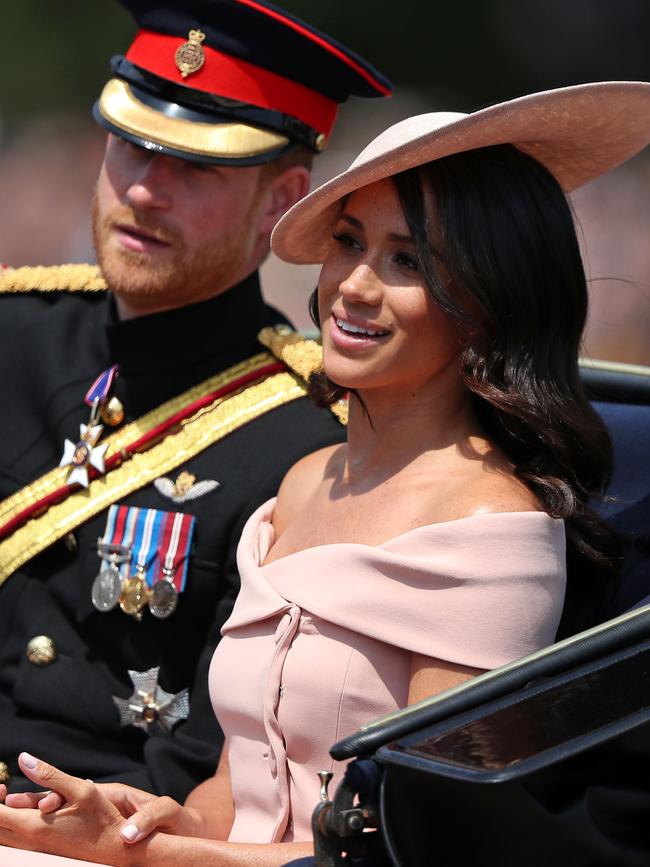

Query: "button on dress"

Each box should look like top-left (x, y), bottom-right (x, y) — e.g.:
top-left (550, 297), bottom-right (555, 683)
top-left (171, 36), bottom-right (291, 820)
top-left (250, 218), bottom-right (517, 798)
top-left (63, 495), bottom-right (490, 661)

top-left (209, 498), bottom-right (566, 843)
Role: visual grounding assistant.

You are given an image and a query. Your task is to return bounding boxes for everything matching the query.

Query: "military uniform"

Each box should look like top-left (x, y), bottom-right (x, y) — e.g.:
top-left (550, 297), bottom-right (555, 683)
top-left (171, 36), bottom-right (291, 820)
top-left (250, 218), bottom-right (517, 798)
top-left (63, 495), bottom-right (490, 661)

top-left (0, 0), bottom-right (390, 801)
top-left (0, 269), bottom-right (347, 800)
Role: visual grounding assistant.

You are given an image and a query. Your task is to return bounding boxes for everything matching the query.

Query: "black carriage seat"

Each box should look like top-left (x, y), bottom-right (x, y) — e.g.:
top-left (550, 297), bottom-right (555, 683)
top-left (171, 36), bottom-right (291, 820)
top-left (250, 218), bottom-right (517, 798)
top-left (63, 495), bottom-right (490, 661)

top-left (581, 359), bottom-right (650, 614)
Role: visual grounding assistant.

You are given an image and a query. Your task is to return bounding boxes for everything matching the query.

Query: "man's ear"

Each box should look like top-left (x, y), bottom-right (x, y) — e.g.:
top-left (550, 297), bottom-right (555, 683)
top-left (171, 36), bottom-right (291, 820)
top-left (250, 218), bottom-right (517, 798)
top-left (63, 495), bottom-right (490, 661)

top-left (257, 165), bottom-right (311, 235)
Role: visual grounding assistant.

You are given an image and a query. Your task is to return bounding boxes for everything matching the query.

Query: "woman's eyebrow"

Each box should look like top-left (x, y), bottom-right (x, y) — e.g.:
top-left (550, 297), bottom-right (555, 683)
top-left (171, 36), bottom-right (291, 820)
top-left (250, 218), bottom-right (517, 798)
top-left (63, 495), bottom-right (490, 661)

top-left (339, 213), bottom-right (363, 230)
top-left (386, 232), bottom-right (415, 244)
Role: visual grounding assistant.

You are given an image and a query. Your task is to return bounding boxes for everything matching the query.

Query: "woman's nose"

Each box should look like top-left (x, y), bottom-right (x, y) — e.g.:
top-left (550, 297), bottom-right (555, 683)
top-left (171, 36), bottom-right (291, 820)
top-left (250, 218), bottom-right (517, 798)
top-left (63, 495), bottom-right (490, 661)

top-left (125, 154), bottom-right (175, 211)
top-left (339, 264), bottom-right (382, 307)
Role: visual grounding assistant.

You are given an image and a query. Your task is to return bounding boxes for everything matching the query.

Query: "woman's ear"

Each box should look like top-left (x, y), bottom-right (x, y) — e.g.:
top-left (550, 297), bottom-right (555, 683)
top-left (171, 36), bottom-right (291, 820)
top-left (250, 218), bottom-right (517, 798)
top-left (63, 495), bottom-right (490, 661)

top-left (257, 165), bottom-right (311, 235)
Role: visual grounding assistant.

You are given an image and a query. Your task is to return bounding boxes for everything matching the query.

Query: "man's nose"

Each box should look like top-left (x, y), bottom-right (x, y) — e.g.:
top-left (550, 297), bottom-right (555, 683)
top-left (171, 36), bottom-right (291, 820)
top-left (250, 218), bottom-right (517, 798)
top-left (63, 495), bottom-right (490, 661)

top-left (125, 154), bottom-right (176, 211)
top-left (339, 263), bottom-right (382, 307)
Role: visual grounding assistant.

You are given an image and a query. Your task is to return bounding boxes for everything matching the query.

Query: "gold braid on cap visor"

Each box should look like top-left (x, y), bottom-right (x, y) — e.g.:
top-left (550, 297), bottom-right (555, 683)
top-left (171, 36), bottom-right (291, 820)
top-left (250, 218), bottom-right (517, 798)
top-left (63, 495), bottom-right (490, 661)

top-left (98, 78), bottom-right (290, 159)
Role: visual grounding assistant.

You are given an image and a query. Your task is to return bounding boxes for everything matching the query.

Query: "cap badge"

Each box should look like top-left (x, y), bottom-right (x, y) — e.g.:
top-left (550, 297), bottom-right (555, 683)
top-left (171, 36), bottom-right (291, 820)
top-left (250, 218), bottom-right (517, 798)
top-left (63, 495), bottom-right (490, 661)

top-left (175, 29), bottom-right (206, 79)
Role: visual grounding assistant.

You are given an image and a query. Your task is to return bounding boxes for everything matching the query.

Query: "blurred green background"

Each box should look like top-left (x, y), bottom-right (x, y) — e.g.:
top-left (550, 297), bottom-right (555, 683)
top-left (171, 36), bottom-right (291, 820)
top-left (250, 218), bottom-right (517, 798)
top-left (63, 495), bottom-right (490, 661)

top-left (3, 0), bottom-right (649, 120)
top-left (1, 1), bottom-right (649, 362)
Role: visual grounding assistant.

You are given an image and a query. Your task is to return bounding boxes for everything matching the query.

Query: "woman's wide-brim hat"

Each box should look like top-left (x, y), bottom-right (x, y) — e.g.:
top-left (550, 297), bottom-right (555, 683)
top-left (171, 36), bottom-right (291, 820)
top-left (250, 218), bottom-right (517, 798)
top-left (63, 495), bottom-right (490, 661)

top-left (271, 81), bottom-right (650, 263)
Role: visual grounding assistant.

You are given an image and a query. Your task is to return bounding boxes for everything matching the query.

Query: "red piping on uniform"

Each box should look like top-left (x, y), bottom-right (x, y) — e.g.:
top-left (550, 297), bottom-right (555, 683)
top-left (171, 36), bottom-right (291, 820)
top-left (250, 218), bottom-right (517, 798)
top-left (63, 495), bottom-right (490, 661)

top-left (0, 361), bottom-right (287, 542)
top-left (234, 0), bottom-right (391, 97)
top-left (126, 31), bottom-right (338, 135)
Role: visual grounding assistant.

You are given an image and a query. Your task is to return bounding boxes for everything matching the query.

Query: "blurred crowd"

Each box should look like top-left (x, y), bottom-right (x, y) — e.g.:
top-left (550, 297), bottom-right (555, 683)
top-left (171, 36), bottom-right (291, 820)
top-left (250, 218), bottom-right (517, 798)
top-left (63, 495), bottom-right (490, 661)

top-left (1, 0), bottom-right (648, 364)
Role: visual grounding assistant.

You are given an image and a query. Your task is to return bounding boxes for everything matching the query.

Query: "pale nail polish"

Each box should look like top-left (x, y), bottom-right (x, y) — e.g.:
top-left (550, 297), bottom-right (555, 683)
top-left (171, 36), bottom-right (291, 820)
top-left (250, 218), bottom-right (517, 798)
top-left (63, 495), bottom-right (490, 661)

top-left (121, 824), bottom-right (140, 842)
top-left (21, 753), bottom-right (38, 769)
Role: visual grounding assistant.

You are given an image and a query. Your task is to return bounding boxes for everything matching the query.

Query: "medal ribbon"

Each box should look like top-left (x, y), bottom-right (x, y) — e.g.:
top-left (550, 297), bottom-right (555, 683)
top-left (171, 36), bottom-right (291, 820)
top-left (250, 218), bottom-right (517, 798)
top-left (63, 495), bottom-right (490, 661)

top-left (122, 506), bottom-right (139, 562)
top-left (157, 511), bottom-right (196, 592)
top-left (85, 365), bottom-right (119, 407)
top-left (98, 504), bottom-right (126, 578)
top-left (131, 508), bottom-right (165, 587)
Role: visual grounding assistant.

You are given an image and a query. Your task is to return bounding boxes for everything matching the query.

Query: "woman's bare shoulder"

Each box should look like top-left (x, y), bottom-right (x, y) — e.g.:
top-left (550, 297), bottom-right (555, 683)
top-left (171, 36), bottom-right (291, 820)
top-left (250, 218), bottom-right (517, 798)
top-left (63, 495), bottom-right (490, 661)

top-left (419, 444), bottom-right (542, 525)
top-left (272, 444), bottom-right (345, 535)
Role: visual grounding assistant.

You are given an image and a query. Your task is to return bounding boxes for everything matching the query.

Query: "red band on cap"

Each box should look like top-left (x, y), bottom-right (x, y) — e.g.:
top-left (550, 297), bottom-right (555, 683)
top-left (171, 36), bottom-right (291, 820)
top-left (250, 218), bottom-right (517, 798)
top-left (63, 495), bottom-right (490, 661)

top-left (126, 30), bottom-right (338, 136)
top-left (235, 0), bottom-right (391, 97)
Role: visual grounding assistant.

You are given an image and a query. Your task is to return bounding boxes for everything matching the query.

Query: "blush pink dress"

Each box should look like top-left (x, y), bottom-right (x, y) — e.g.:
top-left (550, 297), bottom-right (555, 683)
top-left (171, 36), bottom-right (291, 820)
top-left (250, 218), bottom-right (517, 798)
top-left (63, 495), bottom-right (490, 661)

top-left (209, 498), bottom-right (566, 844)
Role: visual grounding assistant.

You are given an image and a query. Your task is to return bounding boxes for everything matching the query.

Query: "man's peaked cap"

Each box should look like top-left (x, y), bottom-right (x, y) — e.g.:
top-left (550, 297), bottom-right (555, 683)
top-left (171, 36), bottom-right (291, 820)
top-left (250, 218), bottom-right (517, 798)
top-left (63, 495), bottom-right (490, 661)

top-left (94, 0), bottom-right (393, 165)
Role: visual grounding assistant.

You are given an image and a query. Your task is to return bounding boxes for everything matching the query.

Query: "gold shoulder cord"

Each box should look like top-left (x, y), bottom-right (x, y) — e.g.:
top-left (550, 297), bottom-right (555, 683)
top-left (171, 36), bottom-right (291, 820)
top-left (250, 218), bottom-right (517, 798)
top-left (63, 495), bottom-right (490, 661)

top-left (0, 264), bottom-right (107, 293)
top-left (258, 325), bottom-right (349, 425)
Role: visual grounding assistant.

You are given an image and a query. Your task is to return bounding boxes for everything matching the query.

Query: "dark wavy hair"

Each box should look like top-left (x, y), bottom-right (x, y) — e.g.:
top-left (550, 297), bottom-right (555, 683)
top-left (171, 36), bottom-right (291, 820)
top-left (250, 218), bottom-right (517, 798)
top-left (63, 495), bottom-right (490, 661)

top-left (309, 143), bottom-right (622, 636)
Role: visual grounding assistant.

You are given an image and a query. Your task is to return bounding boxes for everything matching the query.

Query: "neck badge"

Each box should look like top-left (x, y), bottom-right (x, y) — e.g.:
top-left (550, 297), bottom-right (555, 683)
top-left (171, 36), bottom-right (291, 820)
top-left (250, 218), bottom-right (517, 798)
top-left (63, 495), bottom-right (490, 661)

top-left (59, 365), bottom-right (122, 488)
top-left (113, 667), bottom-right (189, 734)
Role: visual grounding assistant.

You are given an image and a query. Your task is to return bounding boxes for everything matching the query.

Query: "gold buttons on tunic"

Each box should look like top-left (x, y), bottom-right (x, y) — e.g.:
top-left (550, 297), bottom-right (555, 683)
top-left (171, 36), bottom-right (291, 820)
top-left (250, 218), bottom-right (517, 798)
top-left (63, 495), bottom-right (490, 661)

top-left (0, 761), bottom-right (10, 784)
top-left (26, 635), bottom-right (57, 666)
top-left (63, 532), bottom-right (78, 552)
top-left (101, 395), bottom-right (125, 426)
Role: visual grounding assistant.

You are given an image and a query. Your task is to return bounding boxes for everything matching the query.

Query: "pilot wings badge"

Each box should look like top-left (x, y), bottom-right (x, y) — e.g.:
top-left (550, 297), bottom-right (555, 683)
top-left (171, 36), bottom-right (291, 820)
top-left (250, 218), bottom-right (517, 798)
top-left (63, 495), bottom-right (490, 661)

top-left (154, 471), bottom-right (220, 504)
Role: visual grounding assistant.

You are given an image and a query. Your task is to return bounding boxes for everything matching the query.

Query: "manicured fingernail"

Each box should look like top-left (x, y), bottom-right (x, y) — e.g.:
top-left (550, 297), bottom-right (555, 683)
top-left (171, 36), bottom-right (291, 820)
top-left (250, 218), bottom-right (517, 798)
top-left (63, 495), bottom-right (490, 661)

top-left (121, 824), bottom-right (140, 842)
top-left (21, 753), bottom-right (38, 769)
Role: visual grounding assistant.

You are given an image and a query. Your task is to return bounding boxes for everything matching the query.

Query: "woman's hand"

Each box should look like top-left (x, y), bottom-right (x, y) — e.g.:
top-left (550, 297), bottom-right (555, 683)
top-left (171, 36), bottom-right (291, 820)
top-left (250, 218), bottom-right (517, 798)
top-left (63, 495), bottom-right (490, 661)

top-left (2, 776), bottom-right (158, 817)
top-left (0, 752), bottom-right (204, 846)
top-left (0, 752), bottom-right (133, 864)
top-left (118, 796), bottom-right (205, 845)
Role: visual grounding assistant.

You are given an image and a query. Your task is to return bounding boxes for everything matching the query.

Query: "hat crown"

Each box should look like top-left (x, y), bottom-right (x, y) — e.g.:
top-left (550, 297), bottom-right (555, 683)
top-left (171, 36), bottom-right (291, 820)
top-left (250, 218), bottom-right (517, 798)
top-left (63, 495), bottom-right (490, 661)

top-left (271, 81), bottom-right (650, 265)
top-left (350, 112), bottom-right (468, 170)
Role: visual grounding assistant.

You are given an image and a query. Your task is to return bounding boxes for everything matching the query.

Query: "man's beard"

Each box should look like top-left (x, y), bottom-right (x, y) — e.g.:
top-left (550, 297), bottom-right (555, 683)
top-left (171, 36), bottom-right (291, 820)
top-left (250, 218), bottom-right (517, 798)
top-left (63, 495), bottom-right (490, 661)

top-left (91, 194), bottom-right (258, 314)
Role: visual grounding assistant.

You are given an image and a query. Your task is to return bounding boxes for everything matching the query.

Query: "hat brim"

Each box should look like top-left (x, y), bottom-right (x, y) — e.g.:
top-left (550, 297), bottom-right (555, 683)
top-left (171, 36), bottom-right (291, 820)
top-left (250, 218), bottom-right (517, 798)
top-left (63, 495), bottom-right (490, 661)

top-left (272, 81), bottom-right (650, 264)
top-left (96, 79), bottom-right (294, 165)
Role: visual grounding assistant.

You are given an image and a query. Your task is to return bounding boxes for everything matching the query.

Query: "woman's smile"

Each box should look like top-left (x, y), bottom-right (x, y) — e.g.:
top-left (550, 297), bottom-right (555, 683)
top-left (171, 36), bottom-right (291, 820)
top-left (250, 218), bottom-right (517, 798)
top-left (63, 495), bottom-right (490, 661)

top-left (330, 313), bottom-right (391, 349)
top-left (318, 177), bottom-right (461, 393)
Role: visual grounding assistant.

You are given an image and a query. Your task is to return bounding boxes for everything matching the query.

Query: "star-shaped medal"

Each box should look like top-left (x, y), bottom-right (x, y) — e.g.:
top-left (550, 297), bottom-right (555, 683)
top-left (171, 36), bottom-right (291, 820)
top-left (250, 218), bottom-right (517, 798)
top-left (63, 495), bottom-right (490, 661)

top-left (59, 423), bottom-right (109, 487)
top-left (112, 667), bottom-right (190, 735)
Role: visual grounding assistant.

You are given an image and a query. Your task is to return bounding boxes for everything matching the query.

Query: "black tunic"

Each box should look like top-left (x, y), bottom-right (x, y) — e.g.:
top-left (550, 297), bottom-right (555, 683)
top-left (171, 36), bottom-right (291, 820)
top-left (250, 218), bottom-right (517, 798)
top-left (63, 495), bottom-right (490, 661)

top-left (0, 272), bottom-right (345, 801)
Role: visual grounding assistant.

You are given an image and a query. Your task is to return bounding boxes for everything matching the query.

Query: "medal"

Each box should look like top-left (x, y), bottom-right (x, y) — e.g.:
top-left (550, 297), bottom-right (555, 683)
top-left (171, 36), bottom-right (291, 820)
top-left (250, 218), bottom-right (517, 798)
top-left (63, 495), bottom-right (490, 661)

top-left (59, 418), bottom-right (108, 488)
top-left (119, 572), bottom-right (150, 620)
top-left (112, 667), bottom-right (189, 734)
top-left (93, 505), bottom-right (194, 621)
top-left (59, 365), bottom-right (121, 487)
top-left (92, 506), bottom-right (132, 612)
top-left (149, 511), bottom-right (196, 619)
top-left (91, 561), bottom-right (123, 612)
top-left (119, 508), bottom-right (162, 620)
top-left (149, 571), bottom-right (178, 619)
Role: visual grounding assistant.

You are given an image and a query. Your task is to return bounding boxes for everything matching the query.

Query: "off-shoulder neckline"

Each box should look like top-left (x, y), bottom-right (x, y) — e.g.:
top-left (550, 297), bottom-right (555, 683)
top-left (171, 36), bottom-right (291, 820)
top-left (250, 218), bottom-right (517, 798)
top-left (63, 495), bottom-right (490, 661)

top-left (259, 508), bottom-right (563, 568)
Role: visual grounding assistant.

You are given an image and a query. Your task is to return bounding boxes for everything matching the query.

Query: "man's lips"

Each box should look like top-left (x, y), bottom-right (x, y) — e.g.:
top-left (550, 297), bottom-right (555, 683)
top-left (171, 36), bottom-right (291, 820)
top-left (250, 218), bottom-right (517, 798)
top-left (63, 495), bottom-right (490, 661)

top-left (113, 223), bottom-right (173, 253)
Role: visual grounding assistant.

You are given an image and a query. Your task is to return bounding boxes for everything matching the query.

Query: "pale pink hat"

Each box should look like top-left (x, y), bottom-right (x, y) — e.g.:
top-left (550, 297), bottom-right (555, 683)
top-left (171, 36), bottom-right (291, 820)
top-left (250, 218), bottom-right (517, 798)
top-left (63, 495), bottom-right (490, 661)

top-left (271, 81), bottom-right (650, 264)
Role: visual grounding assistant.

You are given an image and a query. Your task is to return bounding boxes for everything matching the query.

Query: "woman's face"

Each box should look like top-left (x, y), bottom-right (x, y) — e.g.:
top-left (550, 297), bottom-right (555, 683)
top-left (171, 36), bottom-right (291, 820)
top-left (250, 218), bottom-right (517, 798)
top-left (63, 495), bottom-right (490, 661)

top-left (318, 177), bottom-right (461, 396)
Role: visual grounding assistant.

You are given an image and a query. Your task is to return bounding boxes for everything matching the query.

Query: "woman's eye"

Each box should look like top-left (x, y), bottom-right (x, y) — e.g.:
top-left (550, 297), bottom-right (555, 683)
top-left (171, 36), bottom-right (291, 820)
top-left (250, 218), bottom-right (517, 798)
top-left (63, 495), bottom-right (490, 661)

top-left (332, 231), bottom-right (362, 251)
top-left (394, 252), bottom-right (418, 272)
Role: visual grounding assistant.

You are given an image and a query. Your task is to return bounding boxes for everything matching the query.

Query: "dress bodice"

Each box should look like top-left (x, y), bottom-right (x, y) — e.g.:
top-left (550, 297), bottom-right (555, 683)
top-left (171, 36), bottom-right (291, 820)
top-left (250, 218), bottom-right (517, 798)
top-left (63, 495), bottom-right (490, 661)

top-left (209, 498), bottom-right (566, 843)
